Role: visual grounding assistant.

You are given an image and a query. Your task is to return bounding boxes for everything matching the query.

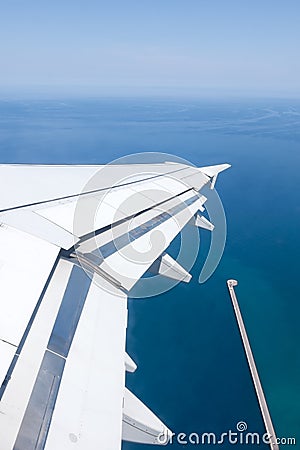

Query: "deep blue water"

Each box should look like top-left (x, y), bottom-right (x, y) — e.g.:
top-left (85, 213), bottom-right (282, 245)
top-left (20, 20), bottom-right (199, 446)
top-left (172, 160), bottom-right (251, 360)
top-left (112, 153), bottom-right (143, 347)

top-left (0, 97), bottom-right (299, 448)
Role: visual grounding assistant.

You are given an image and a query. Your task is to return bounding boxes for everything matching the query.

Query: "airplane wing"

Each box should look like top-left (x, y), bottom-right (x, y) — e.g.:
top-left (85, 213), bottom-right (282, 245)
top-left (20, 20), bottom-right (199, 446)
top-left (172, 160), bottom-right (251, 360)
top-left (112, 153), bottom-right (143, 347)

top-left (0, 161), bottom-right (230, 450)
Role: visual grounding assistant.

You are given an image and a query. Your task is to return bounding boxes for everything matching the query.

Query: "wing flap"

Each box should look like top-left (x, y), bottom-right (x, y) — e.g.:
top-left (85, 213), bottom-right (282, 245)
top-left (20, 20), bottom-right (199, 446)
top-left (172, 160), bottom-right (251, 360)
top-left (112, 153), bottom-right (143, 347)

top-left (36, 166), bottom-right (207, 240)
top-left (44, 275), bottom-right (127, 450)
top-left (95, 190), bottom-right (202, 291)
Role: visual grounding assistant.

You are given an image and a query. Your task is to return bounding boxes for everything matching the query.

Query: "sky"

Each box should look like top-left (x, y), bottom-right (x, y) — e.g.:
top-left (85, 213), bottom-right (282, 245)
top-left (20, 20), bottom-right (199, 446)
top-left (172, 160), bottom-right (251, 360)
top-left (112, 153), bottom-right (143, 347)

top-left (0, 0), bottom-right (300, 97)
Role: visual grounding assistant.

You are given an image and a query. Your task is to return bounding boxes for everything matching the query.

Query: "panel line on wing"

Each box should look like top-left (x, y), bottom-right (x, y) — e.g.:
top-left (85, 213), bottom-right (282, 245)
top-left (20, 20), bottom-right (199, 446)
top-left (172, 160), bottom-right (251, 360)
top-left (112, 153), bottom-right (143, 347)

top-left (0, 339), bottom-right (17, 348)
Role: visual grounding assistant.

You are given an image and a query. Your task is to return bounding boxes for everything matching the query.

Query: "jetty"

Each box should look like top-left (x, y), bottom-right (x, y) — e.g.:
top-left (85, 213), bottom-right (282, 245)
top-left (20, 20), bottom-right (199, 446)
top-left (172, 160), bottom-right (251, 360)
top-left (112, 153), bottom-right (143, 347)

top-left (227, 279), bottom-right (279, 450)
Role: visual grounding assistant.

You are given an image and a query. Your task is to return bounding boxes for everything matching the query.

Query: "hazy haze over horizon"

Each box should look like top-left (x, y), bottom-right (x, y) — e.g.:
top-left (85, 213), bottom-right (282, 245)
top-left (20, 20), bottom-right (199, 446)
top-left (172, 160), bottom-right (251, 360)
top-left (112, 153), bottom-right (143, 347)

top-left (0, 0), bottom-right (299, 98)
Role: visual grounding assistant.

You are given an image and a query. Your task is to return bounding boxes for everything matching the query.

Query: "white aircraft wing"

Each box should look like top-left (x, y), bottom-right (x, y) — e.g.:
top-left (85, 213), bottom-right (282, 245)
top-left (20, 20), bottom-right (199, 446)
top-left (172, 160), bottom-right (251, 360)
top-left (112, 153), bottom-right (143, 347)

top-left (0, 162), bottom-right (230, 450)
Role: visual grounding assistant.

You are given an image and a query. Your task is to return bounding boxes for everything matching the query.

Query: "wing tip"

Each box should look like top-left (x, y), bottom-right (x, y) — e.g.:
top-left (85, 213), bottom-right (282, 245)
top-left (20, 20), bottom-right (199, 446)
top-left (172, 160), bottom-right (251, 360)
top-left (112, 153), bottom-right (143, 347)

top-left (199, 163), bottom-right (231, 177)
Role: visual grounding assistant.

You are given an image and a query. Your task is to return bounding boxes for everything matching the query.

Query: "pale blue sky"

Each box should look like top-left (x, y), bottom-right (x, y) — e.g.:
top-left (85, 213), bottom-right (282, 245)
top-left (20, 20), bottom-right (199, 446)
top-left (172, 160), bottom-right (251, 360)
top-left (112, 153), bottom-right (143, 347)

top-left (0, 0), bottom-right (299, 96)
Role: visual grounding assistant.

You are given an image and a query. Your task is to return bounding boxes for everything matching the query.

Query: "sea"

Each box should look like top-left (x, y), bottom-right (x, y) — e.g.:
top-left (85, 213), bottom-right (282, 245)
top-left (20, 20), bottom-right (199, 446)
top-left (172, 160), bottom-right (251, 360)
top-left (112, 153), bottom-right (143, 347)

top-left (0, 96), bottom-right (299, 448)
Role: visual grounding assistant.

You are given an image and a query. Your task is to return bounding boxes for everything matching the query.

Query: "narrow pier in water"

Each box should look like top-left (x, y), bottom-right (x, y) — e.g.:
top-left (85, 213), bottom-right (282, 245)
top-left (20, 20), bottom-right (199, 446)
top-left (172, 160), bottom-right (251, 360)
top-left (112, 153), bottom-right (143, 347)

top-left (227, 279), bottom-right (279, 450)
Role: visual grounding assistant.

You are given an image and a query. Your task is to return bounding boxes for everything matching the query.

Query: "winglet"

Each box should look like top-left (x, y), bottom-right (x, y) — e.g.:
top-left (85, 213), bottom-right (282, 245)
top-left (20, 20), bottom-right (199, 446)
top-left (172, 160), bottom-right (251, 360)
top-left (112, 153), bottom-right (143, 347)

top-left (199, 163), bottom-right (231, 177)
top-left (199, 163), bottom-right (231, 190)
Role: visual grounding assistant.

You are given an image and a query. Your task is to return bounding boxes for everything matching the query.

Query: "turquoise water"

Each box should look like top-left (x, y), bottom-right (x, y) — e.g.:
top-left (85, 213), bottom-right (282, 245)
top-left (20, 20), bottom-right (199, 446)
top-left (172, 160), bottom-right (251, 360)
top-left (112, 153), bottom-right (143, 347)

top-left (0, 97), bottom-right (299, 447)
